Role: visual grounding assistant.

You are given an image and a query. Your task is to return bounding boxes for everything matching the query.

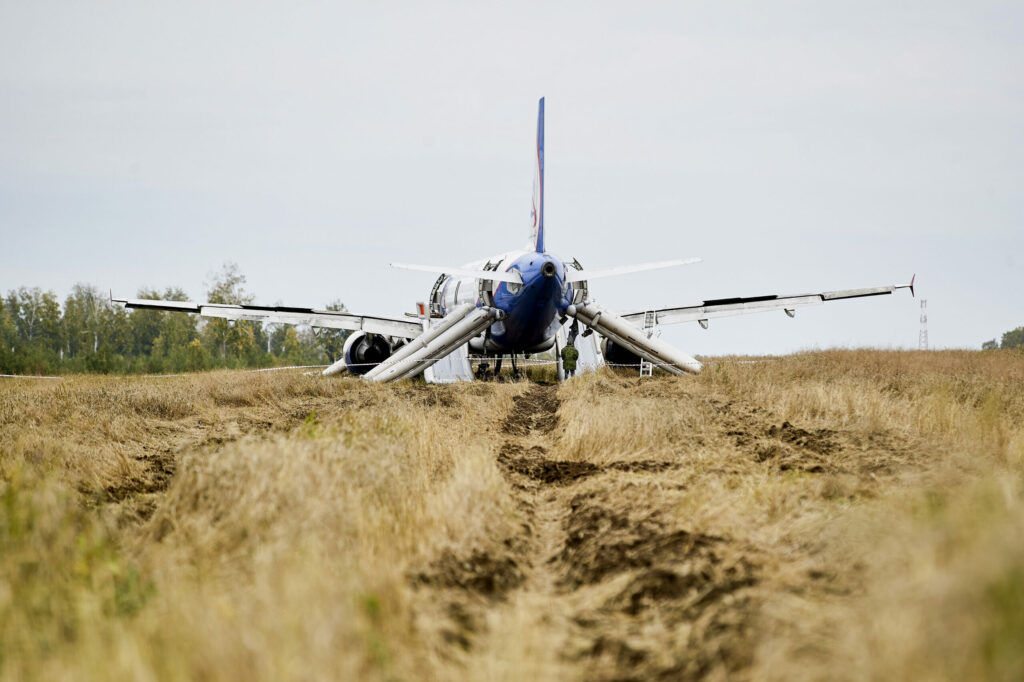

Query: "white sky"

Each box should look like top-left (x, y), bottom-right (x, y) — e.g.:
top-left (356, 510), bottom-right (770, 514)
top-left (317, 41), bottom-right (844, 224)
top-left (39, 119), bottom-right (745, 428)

top-left (1, 1), bottom-right (1021, 355)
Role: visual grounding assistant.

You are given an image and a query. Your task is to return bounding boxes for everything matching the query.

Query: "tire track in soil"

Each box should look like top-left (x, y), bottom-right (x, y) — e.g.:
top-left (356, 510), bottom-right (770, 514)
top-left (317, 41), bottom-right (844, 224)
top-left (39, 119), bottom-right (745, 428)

top-left (457, 384), bottom-right (763, 680)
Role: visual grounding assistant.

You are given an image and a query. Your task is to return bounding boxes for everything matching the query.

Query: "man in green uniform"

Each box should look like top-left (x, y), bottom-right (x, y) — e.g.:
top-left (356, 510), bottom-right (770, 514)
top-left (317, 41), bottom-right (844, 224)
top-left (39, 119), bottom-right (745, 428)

top-left (560, 339), bottom-right (579, 378)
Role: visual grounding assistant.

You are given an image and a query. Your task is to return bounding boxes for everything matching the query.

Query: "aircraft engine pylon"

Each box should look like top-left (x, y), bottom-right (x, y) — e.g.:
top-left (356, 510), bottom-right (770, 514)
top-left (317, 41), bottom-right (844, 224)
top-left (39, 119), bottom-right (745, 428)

top-left (567, 301), bottom-right (701, 375)
top-left (367, 305), bottom-right (503, 383)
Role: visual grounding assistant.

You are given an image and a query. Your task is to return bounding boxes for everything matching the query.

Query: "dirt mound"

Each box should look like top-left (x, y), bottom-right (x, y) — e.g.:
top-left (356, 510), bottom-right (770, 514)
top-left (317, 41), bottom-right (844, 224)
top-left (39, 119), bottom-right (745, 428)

top-left (556, 493), bottom-right (728, 589)
top-left (709, 397), bottom-right (846, 474)
top-left (498, 444), bottom-right (601, 485)
top-left (102, 451), bottom-right (177, 504)
top-left (560, 490), bottom-right (761, 681)
top-left (608, 460), bottom-right (680, 474)
top-left (574, 588), bottom-right (759, 682)
top-left (767, 421), bottom-right (837, 455)
top-left (498, 439), bottom-right (680, 487)
top-left (414, 549), bottom-right (525, 601)
top-left (497, 453), bottom-right (682, 485)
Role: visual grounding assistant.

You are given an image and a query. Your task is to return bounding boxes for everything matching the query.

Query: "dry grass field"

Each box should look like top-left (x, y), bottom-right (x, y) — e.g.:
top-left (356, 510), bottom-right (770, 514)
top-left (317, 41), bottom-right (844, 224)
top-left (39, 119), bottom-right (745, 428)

top-left (1, 350), bottom-right (1023, 681)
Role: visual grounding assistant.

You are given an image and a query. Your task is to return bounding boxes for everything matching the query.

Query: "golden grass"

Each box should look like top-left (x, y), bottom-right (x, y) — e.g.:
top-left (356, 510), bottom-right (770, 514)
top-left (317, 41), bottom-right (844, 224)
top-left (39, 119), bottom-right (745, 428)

top-left (0, 351), bottom-right (1022, 680)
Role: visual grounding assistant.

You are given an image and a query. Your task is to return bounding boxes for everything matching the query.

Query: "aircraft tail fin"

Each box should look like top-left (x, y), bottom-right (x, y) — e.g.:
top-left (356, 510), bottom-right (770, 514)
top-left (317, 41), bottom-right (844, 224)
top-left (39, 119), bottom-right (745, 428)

top-left (527, 97), bottom-right (545, 253)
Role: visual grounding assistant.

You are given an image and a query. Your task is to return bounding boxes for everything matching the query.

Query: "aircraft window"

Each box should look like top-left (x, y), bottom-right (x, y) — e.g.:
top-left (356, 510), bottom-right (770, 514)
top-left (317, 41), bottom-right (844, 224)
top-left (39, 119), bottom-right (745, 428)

top-left (507, 280), bottom-right (522, 295)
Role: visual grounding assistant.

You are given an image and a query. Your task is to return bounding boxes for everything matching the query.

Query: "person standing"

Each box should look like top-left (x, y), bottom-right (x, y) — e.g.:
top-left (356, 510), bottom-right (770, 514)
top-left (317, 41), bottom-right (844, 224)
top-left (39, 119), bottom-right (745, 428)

top-left (560, 339), bottom-right (579, 378)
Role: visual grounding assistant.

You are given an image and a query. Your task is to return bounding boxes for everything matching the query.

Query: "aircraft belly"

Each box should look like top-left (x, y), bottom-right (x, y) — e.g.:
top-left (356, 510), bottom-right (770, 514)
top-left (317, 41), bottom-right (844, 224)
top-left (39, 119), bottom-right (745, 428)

top-left (490, 301), bottom-right (560, 351)
top-left (489, 258), bottom-right (571, 353)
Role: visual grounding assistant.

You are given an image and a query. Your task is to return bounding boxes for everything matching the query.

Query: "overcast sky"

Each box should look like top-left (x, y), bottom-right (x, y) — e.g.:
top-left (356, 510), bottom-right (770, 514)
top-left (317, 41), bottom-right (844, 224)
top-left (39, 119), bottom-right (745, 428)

top-left (1, 1), bottom-right (1021, 355)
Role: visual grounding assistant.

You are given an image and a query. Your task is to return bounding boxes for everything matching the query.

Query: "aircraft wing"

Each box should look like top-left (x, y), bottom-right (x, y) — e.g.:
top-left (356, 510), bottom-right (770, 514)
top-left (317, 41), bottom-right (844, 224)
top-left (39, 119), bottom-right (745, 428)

top-left (113, 297), bottom-right (423, 338)
top-left (620, 277), bottom-right (914, 328)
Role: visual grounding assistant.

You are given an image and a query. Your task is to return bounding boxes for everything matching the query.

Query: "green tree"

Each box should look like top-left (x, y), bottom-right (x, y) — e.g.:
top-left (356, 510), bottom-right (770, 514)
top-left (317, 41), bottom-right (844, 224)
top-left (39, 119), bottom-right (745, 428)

top-left (202, 262), bottom-right (260, 363)
top-left (282, 327), bottom-right (303, 364)
top-left (0, 296), bottom-right (19, 372)
top-left (268, 324), bottom-right (288, 356)
top-left (1001, 327), bottom-right (1024, 350)
top-left (155, 292), bottom-right (201, 371)
top-left (314, 299), bottom-right (350, 363)
top-left (62, 284), bottom-right (107, 360)
top-left (9, 287), bottom-right (61, 349)
top-left (982, 339), bottom-right (998, 351)
top-left (185, 339), bottom-right (209, 372)
top-left (98, 303), bottom-right (133, 361)
top-left (6, 288), bottom-right (62, 373)
top-left (128, 287), bottom-right (190, 358)
top-left (38, 290), bottom-right (63, 357)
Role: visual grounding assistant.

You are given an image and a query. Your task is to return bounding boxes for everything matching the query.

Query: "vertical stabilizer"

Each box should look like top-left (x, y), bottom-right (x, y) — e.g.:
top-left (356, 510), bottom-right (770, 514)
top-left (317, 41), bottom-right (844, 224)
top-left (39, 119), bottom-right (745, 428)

top-left (528, 97), bottom-right (545, 252)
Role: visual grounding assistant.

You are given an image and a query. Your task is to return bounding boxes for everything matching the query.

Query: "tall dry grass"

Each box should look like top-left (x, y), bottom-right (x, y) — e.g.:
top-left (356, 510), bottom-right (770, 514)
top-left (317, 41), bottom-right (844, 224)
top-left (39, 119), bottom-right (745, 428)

top-left (0, 351), bottom-right (1021, 680)
top-left (1, 372), bottom-right (529, 680)
top-left (558, 351), bottom-right (1024, 680)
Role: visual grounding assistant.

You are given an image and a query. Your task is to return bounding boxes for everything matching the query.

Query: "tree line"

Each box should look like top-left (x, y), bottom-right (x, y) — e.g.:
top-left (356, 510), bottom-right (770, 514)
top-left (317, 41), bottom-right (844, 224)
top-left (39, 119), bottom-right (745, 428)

top-left (0, 263), bottom-right (349, 375)
top-left (982, 327), bottom-right (1024, 351)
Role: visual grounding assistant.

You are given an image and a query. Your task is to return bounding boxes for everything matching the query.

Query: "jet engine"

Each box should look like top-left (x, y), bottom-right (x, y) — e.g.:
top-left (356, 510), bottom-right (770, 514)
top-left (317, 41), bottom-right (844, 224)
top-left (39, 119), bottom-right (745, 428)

top-left (601, 337), bottom-right (642, 368)
top-left (343, 332), bottom-right (393, 375)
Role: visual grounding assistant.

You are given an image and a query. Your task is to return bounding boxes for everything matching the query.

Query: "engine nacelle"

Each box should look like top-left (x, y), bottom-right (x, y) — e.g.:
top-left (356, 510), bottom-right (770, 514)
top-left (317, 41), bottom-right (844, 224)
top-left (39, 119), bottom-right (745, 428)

top-left (602, 337), bottom-right (641, 368)
top-left (343, 332), bottom-right (393, 375)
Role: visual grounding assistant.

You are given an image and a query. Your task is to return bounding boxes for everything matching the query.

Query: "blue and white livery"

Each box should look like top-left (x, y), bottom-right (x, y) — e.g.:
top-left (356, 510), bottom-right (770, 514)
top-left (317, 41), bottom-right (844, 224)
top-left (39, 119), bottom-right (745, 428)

top-left (115, 99), bottom-right (914, 382)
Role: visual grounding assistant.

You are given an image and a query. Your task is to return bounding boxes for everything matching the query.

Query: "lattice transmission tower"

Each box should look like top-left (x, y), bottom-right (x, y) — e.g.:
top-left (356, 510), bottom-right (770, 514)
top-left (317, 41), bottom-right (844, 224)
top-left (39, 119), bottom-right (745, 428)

top-left (918, 299), bottom-right (928, 350)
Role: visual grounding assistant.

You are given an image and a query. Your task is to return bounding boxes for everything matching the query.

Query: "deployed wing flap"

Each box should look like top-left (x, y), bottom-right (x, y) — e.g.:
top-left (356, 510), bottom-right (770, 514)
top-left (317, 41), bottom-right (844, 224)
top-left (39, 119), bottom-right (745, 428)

top-left (622, 279), bottom-right (913, 327)
top-left (114, 297), bottom-right (423, 338)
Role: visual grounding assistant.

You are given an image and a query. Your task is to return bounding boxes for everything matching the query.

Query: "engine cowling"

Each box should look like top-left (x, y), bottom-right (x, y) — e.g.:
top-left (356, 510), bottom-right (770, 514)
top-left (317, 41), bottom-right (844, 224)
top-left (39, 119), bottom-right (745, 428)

top-left (601, 337), bottom-right (642, 368)
top-left (343, 332), bottom-right (393, 375)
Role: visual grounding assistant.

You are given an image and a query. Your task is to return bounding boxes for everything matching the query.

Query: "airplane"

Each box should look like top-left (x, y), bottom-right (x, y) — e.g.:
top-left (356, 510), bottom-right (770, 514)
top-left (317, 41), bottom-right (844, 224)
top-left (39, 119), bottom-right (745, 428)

top-left (114, 98), bottom-right (914, 383)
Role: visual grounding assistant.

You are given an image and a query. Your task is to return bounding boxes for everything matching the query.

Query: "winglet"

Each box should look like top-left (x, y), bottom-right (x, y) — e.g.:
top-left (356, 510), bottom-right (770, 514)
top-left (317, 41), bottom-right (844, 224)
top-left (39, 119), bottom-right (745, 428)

top-left (909, 273), bottom-right (915, 297)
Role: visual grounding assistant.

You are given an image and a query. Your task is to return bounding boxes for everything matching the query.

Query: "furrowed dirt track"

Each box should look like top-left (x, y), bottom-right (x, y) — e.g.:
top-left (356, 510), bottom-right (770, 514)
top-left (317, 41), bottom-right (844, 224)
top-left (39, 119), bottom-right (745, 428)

top-left (411, 382), bottom-right (772, 680)
top-left (438, 385), bottom-right (762, 680)
top-left (2, 351), bottom-right (1024, 681)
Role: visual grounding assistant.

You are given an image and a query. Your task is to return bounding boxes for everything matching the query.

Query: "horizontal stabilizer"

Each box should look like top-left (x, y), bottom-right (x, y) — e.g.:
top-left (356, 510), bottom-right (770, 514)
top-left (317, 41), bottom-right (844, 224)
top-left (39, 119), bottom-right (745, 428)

top-left (565, 257), bottom-right (701, 283)
top-left (390, 263), bottom-right (524, 284)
